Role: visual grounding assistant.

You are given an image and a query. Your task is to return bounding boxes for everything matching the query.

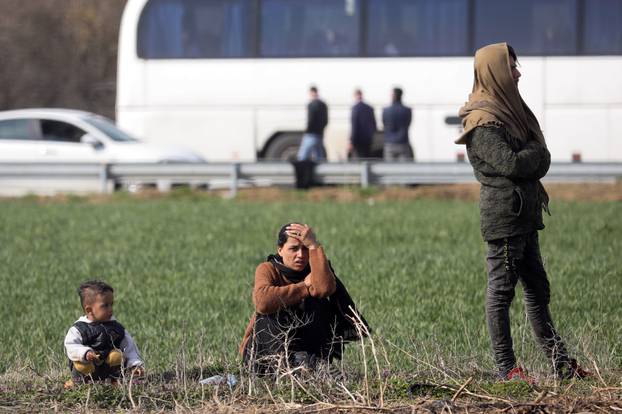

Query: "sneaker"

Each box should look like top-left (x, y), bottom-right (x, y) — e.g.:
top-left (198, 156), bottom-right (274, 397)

top-left (505, 366), bottom-right (535, 384)
top-left (558, 359), bottom-right (591, 379)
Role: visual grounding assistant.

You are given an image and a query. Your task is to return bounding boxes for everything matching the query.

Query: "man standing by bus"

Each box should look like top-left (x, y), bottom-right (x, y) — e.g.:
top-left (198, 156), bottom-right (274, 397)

top-left (298, 86), bottom-right (328, 161)
top-left (349, 89), bottom-right (376, 159)
top-left (382, 87), bottom-right (414, 161)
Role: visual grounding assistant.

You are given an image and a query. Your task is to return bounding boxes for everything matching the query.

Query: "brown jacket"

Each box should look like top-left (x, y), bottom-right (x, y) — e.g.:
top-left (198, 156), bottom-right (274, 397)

top-left (239, 246), bottom-right (336, 354)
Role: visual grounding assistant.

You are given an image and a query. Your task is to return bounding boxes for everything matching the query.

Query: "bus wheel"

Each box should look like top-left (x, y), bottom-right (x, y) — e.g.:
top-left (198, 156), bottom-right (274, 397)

top-left (263, 133), bottom-right (302, 161)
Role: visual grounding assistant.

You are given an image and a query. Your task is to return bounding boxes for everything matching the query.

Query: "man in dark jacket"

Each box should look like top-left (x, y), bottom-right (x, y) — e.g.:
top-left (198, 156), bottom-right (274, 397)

top-left (382, 87), bottom-right (413, 161)
top-left (297, 86), bottom-right (328, 161)
top-left (349, 89), bottom-right (376, 159)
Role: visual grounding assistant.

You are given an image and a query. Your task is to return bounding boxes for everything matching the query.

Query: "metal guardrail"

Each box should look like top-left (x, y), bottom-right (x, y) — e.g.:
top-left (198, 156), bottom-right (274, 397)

top-left (0, 161), bottom-right (620, 197)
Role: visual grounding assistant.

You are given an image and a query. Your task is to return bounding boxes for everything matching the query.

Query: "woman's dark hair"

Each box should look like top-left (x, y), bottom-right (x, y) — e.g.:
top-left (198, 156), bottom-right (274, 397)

top-left (507, 44), bottom-right (517, 62)
top-left (277, 222), bottom-right (300, 247)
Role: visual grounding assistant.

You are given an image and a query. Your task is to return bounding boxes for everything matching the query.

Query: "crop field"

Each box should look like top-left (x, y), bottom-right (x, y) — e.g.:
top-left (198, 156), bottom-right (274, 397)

top-left (1, 187), bottom-right (620, 412)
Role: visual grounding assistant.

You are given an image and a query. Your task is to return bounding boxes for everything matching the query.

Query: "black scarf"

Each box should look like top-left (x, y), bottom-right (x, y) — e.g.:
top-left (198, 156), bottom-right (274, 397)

top-left (266, 254), bottom-right (370, 342)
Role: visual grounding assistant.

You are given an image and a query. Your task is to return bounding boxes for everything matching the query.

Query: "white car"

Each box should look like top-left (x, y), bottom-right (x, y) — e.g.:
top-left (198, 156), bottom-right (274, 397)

top-left (0, 108), bottom-right (205, 163)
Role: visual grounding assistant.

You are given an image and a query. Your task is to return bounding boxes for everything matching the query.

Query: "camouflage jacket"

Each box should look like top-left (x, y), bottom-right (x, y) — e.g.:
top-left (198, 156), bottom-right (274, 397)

top-left (466, 126), bottom-right (550, 241)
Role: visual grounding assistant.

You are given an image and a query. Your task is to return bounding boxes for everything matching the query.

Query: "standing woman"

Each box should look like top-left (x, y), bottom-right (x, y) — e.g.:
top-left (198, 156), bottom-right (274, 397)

top-left (456, 43), bottom-right (588, 381)
top-left (240, 223), bottom-right (369, 373)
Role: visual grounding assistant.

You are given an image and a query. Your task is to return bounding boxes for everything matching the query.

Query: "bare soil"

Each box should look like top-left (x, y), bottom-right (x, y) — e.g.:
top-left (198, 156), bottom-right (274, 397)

top-left (2, 393), bottom-right (621, 413)
top-left (232, 182), bottom-right (622, 203)
top-left (6, 182), bottom-right (622, 204)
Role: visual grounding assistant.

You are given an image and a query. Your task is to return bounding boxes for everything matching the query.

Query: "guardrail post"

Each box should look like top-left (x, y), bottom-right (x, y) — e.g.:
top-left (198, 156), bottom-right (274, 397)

top-left (360, 161), bottom-right (370, 188)
top-left (229, 162), bottom-right (240, 198)
top-left (99, 163), bottom-right (110, 194)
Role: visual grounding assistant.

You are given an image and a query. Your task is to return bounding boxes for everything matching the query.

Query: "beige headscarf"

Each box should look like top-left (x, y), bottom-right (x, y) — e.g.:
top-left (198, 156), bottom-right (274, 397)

top-left (455, 42), bottom-right (546, 146)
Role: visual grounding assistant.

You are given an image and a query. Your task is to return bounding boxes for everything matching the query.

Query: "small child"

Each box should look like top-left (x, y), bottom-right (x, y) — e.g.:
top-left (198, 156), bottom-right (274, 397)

top-left (64, 280), bottom-right (144, 386)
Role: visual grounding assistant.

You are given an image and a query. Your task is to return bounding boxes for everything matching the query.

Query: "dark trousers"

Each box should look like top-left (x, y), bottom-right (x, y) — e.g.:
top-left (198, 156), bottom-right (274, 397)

top-left (486, 232), bottom-right (570, 377)
top-left (350, 142), bottom-right (372, 159)
top-left (243, 298), bottom-right (342, 374)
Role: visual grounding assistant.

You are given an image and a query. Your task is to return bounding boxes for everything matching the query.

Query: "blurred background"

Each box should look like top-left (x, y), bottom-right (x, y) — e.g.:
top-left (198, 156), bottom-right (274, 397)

top-left (0, 0), bottom-right (125, 119)
top-left (1, 0), bottom-right (621, 167)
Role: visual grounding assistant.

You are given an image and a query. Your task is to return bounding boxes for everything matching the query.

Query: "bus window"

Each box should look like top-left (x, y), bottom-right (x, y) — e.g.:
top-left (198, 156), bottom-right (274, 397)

top-left (137, 0), bottom-right (254, 59)
top-left (367, 0), bottom-right (468, 57)
top-left (474, 0), bottom-right (578, 55)
top-left (260, 0), bottom-right (360, 57)
top-left (583, 0), bottom-right (622, 55)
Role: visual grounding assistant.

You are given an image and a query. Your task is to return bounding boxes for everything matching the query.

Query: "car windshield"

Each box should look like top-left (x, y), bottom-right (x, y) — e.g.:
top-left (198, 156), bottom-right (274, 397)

top-left (82, 115), bottom-right (139, 142)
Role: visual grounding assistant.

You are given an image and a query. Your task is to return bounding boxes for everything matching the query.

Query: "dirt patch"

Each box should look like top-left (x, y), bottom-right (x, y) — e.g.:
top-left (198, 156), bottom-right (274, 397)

top-left (544, 183), bottom-right (622, 202)
top-left (2, 393), bottom-right (621, 413)
top-left (233, 182), bottom-right (622, 203)
top-left (4, 182), bottom-right (622, 204)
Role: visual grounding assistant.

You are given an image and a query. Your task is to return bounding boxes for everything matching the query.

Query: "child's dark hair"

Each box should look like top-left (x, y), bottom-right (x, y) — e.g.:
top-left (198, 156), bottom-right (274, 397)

top-left (78, 280), bottom-right (113, 308)
top-left (277, 223), bottom-right (301, 247)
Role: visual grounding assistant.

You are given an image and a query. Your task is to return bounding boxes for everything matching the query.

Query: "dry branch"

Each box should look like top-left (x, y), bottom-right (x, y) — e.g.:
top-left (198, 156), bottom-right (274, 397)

top-left (451, 376), bottom-right (473, 402)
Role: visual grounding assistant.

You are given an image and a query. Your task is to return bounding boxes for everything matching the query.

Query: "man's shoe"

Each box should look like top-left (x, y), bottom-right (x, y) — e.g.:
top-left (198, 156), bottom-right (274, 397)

top-left (558, 359), bottom-right (591, 379)
top-left (505, 366), bottom-right (535, 384)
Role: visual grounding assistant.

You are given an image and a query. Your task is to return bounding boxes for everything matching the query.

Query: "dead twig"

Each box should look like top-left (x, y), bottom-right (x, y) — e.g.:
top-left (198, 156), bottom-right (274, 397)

top-left (451, 376), bottom-right (473, 402)
top-left (461, 388), bottom-right (514, 404)
top-left (593, 403), bottom-right (611, 414)
top-left (336, 381), bottom-right (358, 403)
top-left (592, 386), bottom-right (622, 392)
top-left (532, 389), bottom-right (548, 404)
top-left (591, 359), bottom-right (609, 388)
top-left (262, 380), bottom-right (278, 406)
top-left (301, 403), bottom-right (407, 412)
top-left (127, 371), bottom-right (137, 410)
top-left (349, 305), bottom-right (384, 407)
top-left (289, 371), bottom-right (322, 404)
top-left (84, 385), bottom-right (91, 412)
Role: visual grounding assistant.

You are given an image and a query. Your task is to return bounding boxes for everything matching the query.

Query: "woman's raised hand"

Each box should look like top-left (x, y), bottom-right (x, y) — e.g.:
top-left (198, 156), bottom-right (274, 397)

top-left (286, 223), bottom-right (319, 249)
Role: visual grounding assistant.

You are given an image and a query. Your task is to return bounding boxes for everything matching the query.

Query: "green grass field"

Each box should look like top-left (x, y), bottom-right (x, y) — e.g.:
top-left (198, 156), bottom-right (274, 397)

top-left (1, 191), bottom-right (620, 409)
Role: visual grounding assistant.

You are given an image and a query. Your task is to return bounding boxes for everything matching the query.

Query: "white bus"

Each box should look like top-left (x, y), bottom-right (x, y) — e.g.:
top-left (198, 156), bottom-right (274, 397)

top-left (117, 0), bottom-right (622, 162)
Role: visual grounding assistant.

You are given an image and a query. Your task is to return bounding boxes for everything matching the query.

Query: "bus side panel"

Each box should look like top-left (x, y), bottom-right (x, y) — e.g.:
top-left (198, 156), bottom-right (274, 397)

top-left (323, 107), bottom-right (350, 161)
top-left (545, 57), bottom-right (622, 105)
top-left (544, 57), bottom-right (622, 161)
top-left (143, 62), bottom-right (255, 107)
top-left (119, 109), bottom-right (256, 161)
top-left (611, 107), bottom-right (622, 161)
top-left (545, 107), bottom-right (620, 162)
top-left (116, 0), bottom-right (149, 111)
top-left (413, 107), bottom-right (462, 161)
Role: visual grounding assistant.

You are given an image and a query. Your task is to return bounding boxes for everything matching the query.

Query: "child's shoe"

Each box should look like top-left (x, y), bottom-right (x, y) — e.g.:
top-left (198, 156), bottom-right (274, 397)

top-left (73, 360), bottom-right (95, 375)
top-left (106, 349), bottom-right (123, 367)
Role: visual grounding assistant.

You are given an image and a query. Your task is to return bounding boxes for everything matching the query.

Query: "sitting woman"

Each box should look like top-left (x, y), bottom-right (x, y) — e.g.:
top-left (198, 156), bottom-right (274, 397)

top-left (240, 223), bottom-right (369, 373)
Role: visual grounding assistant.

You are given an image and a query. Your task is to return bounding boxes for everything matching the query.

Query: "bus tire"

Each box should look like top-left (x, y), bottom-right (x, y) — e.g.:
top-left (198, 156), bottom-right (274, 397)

top-left (263, 133), bottom-right (302, 161)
